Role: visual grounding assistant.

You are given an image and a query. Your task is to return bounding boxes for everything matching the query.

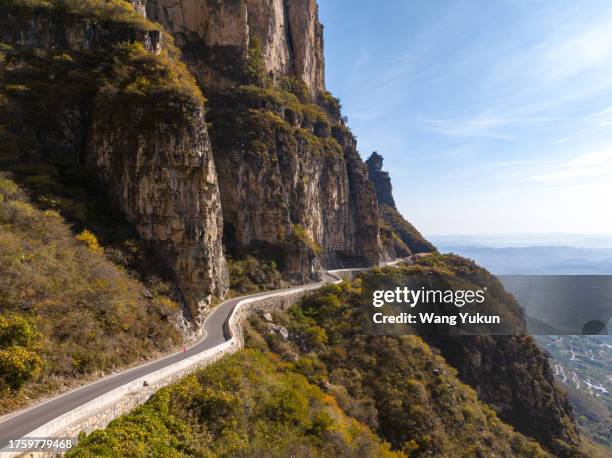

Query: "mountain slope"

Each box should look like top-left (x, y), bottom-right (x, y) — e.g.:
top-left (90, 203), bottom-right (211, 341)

top-left (66, 350), bottom-right (402, 458)
top-left (243, 282), bottom-right (549, 457)
top-left (0, 175), bottom-right (180, 413)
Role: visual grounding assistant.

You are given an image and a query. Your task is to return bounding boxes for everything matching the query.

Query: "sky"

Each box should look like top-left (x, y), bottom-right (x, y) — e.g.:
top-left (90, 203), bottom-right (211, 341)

top-left (318, 0), bottom-right (612, 237)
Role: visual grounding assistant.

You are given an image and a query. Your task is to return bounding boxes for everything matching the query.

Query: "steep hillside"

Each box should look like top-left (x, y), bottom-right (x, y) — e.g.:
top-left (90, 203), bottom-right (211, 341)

top-left (66, 350), bottom-right (401, 458)
top-left (246, 255), bottom-right (584, 456)
top-left (66, 336), bottom-right (548, 458)
top-left (243, 282), bottom-right (549, 457)
top-left (374, 256), bottom-right (583, 457)
top-left (365, 152), bottom-right (436, 255)
top-left (64, 258), bottom-right (585, 457)
top-left (0, 175), bottom-right (180, 413)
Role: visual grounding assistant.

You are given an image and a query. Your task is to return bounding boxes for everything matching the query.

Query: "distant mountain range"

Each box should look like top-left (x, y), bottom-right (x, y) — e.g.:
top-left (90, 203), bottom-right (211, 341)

top-left (432, 244), bottom-right (612, 275)
top-left (431, 233), bottom-right (612, 250)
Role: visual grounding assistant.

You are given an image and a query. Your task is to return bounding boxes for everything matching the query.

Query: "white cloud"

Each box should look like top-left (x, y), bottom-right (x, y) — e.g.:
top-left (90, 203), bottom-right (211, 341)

top-left (538, 19), bottom-right (612, 82)
top-left (529, 150), bottom-right (612, 182)
top-left (419, 116), bottom-right (554, 140)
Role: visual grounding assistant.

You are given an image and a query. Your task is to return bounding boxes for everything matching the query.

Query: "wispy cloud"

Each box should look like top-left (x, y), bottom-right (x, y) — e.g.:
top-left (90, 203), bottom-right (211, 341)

top-left (528, 150), bottom-right (612, 182)
top-left (537, 17), bottom-right (612, 82)
top-left (419, 116), bottom-right (554, 140)
top-left (584, 106), bottom-right (612, 127)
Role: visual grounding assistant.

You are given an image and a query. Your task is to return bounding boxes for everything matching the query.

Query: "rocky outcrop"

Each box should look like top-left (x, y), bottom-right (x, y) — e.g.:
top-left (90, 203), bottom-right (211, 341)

top-left (130, 0), bottom-right (148, 16)
top-left (207, 89), bottom-right (381, 280)
top-left (1, 3), bottom-right (162, 53)
top-left (1, 2), bottom-right (228, 320)
top-left (365, 152), bottom-right (436, 255)
top-left (146, 0), bottom-right (325, 96)
top-left (365, 151), bottom-right (395, 208)
top-left (87, 102), bottom-right (228, 320)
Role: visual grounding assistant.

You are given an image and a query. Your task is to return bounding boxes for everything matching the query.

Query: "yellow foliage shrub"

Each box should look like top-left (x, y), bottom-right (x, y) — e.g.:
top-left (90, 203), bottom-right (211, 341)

top-left (76, 229), bottom-right (103, 254)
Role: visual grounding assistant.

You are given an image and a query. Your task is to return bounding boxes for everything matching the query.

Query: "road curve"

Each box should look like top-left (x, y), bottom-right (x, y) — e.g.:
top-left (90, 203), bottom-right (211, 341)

top-left (0, 276), bottom-right (340, 448)
top-left (0, 261), bottom-right (406, 451)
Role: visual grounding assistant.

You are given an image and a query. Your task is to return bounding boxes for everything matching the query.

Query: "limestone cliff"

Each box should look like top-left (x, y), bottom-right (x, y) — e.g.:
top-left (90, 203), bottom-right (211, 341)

top-left (0, 1), bottom-right (228, 320)
top-left (146, 0), bottom-right (325, 96)
top-left (145, 0), bottom-right (381, 279)
top-left (206, 86), bottom-right (380, 279)
top-left (87, 98), bottom-right (227, 319)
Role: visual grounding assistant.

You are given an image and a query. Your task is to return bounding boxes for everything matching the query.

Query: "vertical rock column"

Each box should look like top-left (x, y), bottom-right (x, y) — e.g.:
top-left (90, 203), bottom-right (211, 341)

top-left (87, 103), bottom-right (228, 321)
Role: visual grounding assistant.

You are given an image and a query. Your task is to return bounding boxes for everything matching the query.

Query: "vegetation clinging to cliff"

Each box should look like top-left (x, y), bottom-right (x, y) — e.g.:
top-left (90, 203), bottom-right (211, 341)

top-left (207, 81), bottom-right (343, 162)
top-left (227, 255), bottom-right (284, 295)
top-left (100, 42), bottom-right (204, 109)
top-left (5, 0), bottom-right (158, 29)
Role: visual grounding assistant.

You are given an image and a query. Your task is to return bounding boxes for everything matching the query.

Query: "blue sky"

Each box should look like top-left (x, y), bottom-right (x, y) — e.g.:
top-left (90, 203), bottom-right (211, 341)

top-left (318, 0), bottom-right (612, 237)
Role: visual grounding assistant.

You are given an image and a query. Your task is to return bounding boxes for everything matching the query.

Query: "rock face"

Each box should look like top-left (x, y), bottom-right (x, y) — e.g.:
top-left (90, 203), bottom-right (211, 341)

top-left (365, 151), bottom-right (395, 208)
top-left (87, 103), bottom-right (228, 319)
top-left (1, 3), bottom-right (228, 320)
top-left (145, 0), bottom-right (380, 279)
top-left (1, 5), bottom-right (162, 53)
top-left (146, 0), bottom-right (325, 96)
top-left (206, 89), bottom-right (381, 279)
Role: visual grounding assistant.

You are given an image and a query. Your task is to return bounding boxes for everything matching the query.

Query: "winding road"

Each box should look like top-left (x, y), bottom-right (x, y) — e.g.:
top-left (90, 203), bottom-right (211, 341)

top-left (0, 262), bottom-right (401, 452)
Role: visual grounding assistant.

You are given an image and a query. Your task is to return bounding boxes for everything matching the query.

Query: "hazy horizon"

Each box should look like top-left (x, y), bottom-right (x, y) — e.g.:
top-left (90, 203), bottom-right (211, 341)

top-left (429, 232), bottom-right (612, 249)
top-left (320, 0), bottom-right (612, 235)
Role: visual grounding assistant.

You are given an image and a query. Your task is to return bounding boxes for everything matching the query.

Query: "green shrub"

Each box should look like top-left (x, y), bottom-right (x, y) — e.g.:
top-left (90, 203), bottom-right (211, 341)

top-left (244, 37), bottom-right (266, 85)
top-left (291, 224), bottom-right (321, 254)
top-left (67, 350), bottom-right (401, 458)
top-left (245, 280), bottom-right (549, 457)
top-left (0, 314), bottom-right (39, 348)
top-left (0, 346), bottom-right (43, 391)
top-left (0, 314), bottom-right (42, 391)
top-left (227, 255), bottom-right (284, 295)
top-left (280, 77), bottom-right (310, 103)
